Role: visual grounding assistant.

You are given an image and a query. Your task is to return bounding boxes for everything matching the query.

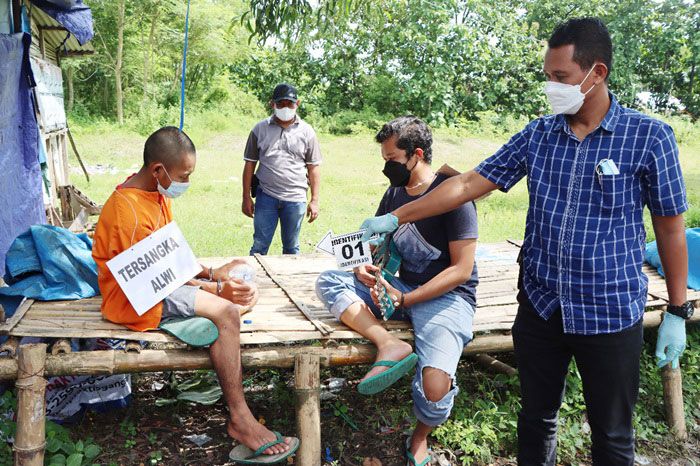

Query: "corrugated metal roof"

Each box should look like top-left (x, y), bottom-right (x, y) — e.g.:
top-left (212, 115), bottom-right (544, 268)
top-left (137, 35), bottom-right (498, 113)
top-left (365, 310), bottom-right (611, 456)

top-left (30, 2), bottom-right (93, 56)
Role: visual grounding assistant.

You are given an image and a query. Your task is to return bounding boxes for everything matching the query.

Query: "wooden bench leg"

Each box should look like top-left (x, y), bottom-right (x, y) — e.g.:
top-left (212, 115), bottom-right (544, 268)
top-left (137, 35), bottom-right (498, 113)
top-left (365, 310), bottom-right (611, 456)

top-left (14, 343), bottom-right (48, 466)
top-left (661, 365), bottom-right (687, 439)
top-left (295, 354), bottom-right (321, 466)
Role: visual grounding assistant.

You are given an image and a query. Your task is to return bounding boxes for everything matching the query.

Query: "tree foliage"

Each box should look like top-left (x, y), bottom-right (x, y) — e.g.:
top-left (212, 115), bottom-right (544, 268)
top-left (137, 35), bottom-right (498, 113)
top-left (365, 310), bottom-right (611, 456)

top-left (66, 0), bottom-right (700, 130)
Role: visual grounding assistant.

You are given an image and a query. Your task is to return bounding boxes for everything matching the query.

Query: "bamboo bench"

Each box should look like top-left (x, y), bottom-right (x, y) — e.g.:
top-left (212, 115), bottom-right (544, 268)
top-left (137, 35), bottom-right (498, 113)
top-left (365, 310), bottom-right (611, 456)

top-left (0, 241), bottom-right (698, 465)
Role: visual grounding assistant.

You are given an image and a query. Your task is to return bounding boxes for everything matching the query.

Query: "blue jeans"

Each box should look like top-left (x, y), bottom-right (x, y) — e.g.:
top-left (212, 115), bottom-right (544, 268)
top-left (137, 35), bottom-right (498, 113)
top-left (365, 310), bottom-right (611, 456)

top-left (250, 188), bottom-right (306, 255)
top-left (315, 270), bottom-right (475, 426)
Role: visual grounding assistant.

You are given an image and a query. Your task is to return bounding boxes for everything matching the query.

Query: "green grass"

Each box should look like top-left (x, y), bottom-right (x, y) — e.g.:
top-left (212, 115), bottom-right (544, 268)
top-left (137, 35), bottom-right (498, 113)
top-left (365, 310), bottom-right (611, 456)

top-left (68, 111), bottom-right (699, 257)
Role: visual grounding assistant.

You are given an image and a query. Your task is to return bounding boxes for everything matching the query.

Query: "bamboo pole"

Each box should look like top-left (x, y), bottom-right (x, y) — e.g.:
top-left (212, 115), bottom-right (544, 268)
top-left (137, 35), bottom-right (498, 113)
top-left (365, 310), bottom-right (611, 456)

top-left (661, 365), bottom-right (687, 440)
top-left (14, 344), bottom-right (47, 466)
top-left (50, 339), bottom-right (72, 355)
top-left (472, 354), bottom-right (517, 377)
top-left (294, 354), bottom-right (321, 466)
top-left (0, 337), bottom-right (20, 357)
top-left (0, 310), bottom-right (692, 381)
top-left (0, 334), bottom-right (519, 381)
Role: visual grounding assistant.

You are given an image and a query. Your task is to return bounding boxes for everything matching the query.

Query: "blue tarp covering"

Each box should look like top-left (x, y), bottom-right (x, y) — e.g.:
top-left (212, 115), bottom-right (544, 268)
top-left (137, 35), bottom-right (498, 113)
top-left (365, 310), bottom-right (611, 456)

top-left (32, 0), bottom-right (93, 45)
top-left (0, 225), bottom-right (99, 300)
top-left (645, 228), bottom-right (700, 291)
top-left (0, 32), bottom-right (46, 274)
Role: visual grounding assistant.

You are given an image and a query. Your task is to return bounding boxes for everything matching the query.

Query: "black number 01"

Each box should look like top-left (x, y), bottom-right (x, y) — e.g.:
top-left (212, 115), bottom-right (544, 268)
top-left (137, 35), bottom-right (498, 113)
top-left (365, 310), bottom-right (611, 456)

top-left (341, 241), bottom-right (364, 260)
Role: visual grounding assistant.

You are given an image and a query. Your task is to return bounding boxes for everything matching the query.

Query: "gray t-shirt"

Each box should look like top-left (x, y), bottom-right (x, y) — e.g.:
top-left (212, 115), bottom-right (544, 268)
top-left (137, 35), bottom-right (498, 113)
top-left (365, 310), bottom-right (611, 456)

top-left (243, 116), bottom-right (322, 202)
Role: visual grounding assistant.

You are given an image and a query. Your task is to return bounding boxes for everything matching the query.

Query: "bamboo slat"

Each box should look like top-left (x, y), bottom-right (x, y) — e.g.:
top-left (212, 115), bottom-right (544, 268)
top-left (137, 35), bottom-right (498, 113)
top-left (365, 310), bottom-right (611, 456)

top-left (0, 298), bottom-right (34, 334)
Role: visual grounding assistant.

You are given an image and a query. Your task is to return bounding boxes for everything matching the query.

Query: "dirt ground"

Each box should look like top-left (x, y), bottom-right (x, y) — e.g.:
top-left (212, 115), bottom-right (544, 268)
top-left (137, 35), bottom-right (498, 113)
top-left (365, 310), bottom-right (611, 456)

top-left (70, 365), bottom-right (490, 466)
top-left (68, 363), bottom-right (699, 466)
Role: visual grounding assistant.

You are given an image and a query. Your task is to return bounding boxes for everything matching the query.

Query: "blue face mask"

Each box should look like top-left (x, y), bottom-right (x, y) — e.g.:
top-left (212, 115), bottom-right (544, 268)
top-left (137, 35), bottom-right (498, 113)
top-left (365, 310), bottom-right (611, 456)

top-left (157, 167), bottom-right (190, 198)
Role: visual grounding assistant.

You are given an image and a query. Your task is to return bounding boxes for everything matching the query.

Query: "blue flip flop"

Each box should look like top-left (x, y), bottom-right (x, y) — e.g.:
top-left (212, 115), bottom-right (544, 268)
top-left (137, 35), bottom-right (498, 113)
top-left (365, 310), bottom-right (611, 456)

top-left (405, 436), bottom-right (432, 466)
top-left (228, 431), bottom-right (300, 464)
top-left (357, 353), bottom-right (418, 395)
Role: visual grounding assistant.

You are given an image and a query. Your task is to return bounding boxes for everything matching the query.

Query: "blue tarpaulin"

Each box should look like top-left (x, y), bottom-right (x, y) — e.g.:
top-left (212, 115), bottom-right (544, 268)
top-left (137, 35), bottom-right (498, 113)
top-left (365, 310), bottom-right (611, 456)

top-left (0, 225), bottom-right (99, 300)
top-left (0, 32), bottom-right (46, 275)
top-left (32, 0), bottom-right (93, 45)
top-left (645, 228), bottom-right (700, 291)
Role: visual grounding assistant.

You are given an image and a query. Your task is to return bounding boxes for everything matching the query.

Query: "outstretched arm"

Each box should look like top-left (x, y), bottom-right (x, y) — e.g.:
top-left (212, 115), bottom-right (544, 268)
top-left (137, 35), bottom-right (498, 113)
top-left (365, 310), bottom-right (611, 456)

top-left (393, 170), bottom-right (497, 225)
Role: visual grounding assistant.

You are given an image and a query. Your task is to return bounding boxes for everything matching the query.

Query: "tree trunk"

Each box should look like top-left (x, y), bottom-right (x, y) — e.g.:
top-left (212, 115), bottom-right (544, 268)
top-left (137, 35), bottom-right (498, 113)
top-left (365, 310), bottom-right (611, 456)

top-left (115, 0), bottom-right (125, 125)
top-left (142, 4), bottom-right (160, 102)
top-left (65, 67), bottom-right (74, 114)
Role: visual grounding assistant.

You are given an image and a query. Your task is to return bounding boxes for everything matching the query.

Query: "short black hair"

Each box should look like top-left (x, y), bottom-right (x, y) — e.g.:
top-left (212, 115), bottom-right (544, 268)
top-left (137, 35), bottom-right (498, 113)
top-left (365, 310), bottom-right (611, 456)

top-left (143, 126), bottom-right (196, 167)
top-left (548, 17), bottom-right (612, 80)
top-left (375, 116), bottom-right (433, 164)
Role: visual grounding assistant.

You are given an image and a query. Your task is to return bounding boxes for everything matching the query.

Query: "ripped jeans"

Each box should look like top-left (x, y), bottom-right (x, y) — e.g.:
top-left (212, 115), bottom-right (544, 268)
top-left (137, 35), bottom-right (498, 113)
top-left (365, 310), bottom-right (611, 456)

top-left (315, 270), bottom-right (475, 426)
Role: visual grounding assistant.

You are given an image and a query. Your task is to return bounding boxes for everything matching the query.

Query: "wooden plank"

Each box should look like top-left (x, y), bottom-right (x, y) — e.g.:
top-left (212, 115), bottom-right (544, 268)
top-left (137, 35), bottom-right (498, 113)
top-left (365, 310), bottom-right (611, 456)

top-left (0, 299), bottom-right (34, 334)
top-left (8, 327), bottom-right (175, 342)
top-left (254, 254), bottom-right (334, 336)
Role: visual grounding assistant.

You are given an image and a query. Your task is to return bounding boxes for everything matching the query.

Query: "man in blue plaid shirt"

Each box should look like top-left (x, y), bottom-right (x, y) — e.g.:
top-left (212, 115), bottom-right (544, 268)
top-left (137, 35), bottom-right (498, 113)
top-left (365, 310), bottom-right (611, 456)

top-left (361, 18), bottom-right (690, 465)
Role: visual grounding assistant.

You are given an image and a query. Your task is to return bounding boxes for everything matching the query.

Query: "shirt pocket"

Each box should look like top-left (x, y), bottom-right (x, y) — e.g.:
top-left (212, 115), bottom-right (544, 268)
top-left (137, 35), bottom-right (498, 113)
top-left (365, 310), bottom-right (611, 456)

top-left (283, 133), bottom-right (307, 159)
top-left (392, 223), bottom-right (442, 274)
top-left (597, 173), bottom-right (634, 213)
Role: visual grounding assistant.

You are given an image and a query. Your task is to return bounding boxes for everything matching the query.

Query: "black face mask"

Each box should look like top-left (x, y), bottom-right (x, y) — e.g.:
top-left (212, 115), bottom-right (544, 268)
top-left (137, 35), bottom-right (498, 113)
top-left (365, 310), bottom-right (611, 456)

top-left (382, 157), bottom-right (413, 187)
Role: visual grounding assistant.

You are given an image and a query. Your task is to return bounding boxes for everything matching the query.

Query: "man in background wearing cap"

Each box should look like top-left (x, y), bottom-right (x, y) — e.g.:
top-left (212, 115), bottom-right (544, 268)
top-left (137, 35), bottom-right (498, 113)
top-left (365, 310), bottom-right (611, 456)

top-left (241, 83), bottom-right (322, 255)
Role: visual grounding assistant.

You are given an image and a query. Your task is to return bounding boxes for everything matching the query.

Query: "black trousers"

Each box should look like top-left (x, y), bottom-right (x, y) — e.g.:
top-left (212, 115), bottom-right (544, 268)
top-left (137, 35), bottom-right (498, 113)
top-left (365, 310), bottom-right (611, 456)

top-left (512, 293), bottom-right (644, 465)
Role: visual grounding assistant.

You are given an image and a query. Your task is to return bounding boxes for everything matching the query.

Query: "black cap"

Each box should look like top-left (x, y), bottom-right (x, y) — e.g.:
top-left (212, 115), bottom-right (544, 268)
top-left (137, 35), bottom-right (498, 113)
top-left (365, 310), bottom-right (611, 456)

top-left (272, 83), bottom-right (298, 102)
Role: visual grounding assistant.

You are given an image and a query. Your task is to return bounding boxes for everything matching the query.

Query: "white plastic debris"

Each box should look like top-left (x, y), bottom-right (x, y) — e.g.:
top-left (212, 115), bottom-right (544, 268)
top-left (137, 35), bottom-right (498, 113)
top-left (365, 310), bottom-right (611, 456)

top-left (184, 434), bottom-right (212, 447)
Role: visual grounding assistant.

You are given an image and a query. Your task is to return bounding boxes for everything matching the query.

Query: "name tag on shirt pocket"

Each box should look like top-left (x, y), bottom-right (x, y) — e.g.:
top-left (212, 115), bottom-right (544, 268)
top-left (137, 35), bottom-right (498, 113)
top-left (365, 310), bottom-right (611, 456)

top-left (598, 174), bottom-right (633, 211)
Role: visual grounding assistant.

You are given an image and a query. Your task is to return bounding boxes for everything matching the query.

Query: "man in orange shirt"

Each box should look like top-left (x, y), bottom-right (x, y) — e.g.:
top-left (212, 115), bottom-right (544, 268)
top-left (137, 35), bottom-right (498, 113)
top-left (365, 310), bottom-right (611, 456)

top-left (92, 127), bottom-right (297, 461)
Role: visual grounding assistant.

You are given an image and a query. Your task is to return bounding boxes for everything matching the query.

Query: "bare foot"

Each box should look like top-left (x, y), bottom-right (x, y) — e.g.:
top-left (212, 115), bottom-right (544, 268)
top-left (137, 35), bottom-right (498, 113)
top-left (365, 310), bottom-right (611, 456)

top-left (362, 339), bottom-right (413, 382)
top-left (409, 433), bottom-right (430, 464)
top-left (227, 416), bottom-right (292, 456)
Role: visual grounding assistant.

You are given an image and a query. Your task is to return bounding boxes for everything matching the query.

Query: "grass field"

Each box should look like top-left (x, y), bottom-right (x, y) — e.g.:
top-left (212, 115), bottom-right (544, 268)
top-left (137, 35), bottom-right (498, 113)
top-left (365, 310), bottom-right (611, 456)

top-left (68, 112), bottom-right (700, 258)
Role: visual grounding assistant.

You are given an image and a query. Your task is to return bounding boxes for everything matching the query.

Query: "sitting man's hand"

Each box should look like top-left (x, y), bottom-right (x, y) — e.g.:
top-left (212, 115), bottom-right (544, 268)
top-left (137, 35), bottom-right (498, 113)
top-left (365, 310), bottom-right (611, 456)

top-left (220, 279), bottom-right (258, 308)
top-left (370, 275), bottom-right (402, 310)
top-left (360, 213), bottom-right (399, 244)
top-left (212, 259), bottom-right (253, 282)
top-left (353, 264), bottom-right (379, 288)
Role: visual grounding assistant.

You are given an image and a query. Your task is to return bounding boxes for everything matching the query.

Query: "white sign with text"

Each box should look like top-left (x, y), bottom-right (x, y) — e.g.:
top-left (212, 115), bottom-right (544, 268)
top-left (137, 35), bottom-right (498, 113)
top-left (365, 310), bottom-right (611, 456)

top-left (331, 230), bottom-right (372, 270)
top-left (106, 221), bottom-right (200, 316)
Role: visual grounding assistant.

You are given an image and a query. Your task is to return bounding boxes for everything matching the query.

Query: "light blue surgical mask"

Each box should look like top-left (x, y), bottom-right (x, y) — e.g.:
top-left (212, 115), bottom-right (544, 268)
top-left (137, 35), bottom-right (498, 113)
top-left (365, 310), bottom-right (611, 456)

top-left (157, 167), bottom-right (190, 198)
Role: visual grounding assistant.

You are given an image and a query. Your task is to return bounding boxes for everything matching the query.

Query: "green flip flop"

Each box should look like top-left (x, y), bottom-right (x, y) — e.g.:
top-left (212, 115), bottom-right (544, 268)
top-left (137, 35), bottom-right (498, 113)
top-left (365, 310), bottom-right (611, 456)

top-left (405, 437), bottom-right (431, 466)
top-left (159, 317), bottom-right (218, 347)
top-left (228, 431), bottom-right (300, 464)
top-left (357, 353), bottom-right (418, 395)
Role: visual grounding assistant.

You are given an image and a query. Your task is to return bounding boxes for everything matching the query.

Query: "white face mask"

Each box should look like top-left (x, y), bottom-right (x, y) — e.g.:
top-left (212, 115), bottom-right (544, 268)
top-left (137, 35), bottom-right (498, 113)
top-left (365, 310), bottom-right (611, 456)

top-left (157, 167), bottom-right (190, 198)
top-left (274, 105), bottom-right (297, 122)
top-left (543, 64), bottom-right (598, 115)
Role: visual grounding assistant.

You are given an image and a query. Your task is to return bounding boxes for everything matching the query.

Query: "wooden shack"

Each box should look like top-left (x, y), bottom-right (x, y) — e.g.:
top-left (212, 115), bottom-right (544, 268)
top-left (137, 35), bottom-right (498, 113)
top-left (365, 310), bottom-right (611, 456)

top-left (2, 0), bottom-right (94, 223)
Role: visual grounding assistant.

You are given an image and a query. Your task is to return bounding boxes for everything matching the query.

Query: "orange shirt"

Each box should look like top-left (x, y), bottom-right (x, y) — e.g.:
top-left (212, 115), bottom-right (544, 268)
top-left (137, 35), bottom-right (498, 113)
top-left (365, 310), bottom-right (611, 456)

top-left (92, 185), bottom-right (173, 331)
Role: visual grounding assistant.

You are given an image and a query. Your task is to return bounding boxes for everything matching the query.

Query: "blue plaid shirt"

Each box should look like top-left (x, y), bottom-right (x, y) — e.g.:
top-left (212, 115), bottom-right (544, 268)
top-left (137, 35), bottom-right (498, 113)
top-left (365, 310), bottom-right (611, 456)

top-left (476, 94), bottom-right (687, 335)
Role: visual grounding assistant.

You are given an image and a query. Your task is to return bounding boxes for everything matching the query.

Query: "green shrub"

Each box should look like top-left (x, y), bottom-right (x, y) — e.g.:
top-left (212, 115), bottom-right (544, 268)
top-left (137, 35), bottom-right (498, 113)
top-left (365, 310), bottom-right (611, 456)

top-left (453, 110), bottom-right (531, 138)
top-left (315, 108), bottom-right (391, 135)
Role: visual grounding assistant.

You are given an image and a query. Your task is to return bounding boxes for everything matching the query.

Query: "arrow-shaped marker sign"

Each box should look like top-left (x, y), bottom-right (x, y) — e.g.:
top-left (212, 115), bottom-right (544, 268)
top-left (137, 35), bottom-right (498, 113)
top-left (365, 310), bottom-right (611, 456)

top-left (315, 230), bottom-right (334, 255)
